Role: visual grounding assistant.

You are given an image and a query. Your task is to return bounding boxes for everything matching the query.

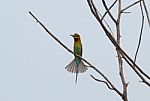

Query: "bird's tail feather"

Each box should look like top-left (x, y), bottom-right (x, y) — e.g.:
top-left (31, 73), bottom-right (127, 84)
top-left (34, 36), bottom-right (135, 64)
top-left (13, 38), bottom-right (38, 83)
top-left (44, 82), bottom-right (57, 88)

top-left (75, 69), bottom-right (78, 84)
top-left (65, 59), bottom-right (88, 73)
top-left (65, 59), bottom-right (88, 83)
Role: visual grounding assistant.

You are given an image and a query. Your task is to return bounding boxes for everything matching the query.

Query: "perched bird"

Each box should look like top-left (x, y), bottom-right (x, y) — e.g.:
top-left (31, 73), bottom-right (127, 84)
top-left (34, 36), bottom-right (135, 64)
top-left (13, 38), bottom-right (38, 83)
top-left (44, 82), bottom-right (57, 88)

top-left (65, 33), bottom-right (88, 83)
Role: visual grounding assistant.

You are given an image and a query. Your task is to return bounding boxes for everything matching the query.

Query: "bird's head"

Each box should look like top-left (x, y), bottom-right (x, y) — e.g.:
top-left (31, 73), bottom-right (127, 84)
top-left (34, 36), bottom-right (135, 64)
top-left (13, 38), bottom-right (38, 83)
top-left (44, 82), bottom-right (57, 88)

top-left (70, 33), bottom-right (80, 39)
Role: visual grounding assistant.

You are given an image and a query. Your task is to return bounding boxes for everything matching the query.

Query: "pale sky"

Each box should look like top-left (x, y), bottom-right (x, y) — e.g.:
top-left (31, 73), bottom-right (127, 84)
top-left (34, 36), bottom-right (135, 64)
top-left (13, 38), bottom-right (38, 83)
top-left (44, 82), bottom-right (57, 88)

top-left (0, 0), bottom-right (150, 101)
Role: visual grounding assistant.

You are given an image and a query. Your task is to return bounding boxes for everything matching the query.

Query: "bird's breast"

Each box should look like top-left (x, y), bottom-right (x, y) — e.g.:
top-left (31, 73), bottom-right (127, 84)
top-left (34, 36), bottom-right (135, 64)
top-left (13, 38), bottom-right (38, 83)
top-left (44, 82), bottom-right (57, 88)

top-left (74, 42), bottom-right (82, 56)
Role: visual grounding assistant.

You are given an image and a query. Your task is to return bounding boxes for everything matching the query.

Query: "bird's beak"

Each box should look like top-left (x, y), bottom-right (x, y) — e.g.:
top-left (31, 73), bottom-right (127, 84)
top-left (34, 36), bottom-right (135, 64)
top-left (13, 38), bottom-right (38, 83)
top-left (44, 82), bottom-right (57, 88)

top-left (70, 34), bottom-right (74, 37)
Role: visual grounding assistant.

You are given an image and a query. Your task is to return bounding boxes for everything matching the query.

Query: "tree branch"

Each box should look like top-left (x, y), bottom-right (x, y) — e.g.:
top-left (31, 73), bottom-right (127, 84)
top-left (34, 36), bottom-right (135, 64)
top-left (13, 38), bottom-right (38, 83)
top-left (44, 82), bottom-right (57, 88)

top-left (101, 0), bottom-right (117, 23)
top-left (121, 53), bottom-right (150, 86)
top-left (101, 0), bottom-right (117, 20)
top-left (121, 0), bottom-right (142, 13)
top-left (134, 1), bottom-right (144, 62)
top-left (87, 0), bottom-right (150, 87)
top-left (116, 0), bottom-right (128, 100)
top-left (90, 75), bottom-right (112, 89)
top-left (142, 0), bottom-right (150, 27)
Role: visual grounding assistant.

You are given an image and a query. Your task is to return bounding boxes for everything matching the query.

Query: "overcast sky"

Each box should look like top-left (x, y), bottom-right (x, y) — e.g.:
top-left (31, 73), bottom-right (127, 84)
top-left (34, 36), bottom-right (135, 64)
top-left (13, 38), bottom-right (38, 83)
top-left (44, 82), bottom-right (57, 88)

top-left (0, 0), bottom-right (150, 101)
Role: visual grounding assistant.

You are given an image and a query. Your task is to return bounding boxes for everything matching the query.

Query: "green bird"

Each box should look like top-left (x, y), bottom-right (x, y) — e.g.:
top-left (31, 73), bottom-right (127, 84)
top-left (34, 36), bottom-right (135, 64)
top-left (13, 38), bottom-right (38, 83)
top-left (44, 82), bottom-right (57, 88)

top-left (65, 33), bottom-right (88, 83)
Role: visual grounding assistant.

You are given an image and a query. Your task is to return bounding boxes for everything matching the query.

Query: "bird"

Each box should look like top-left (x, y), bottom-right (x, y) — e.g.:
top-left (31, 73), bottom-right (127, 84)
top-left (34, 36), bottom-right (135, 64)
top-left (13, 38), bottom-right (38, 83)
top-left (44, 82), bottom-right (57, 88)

top-left (65, 33), bottom-right (88, 83)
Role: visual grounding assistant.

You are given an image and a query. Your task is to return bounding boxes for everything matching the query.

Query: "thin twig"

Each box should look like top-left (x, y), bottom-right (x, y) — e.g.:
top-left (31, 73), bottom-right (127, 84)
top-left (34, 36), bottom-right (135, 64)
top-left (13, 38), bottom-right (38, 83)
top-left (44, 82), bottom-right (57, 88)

top-left (98, 11), bottom-right (114, 37)
top-left (134, 1), bottom-right (144, 62)
top-left (29, 12), bottom-right (73, 55)
top-left (142, 0), bottom-right (150, 27)
top-left (101, 0), bottom-right (117, 23)
top-left (88, 1), bottom-right (115, 36)
top-left (121, 0), bottom-right (142, 13)
top-left (101, 0), bottom-right (118, 20)
top-left (121, 11), bottom-right (131, 14)
top-left (91, 75), bottom-right (112, 89)
top-left (122, 54), bottom-right (150, 87)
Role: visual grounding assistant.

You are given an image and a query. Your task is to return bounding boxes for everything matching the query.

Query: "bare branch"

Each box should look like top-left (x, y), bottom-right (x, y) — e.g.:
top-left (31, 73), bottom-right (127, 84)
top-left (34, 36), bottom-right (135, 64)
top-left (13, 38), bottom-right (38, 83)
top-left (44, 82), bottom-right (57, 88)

top-left (130, 1), bottom-right (150, 87)
top-left (87, 1), bottom-right (115, 36)
top-left (101, 0), bottom-right (117, 23)
top-left (98, 11), bottom-right (115, 37)
top-left (142, 0), bottom-right (150, 27)
top-left (89, 64), bottom-right (122, 96)
top-left (134, 1), bottom-right (144, 62)
top-left (90, 75), bottom-right (112, 90)
top-left (101, 0), bottom-right (118, 20)
top-left (121, 0), bottom-right (142, 13)
top-left (116, 0), bottom-right (128, 100)
top-left (87, 0), bottom-right (150, 86)
top-left (29, 12), bottom-right (74, 55)
top-left (122, 54), bottom-right (150, 87)
top-left (121, 11), bottom-right (131, 14)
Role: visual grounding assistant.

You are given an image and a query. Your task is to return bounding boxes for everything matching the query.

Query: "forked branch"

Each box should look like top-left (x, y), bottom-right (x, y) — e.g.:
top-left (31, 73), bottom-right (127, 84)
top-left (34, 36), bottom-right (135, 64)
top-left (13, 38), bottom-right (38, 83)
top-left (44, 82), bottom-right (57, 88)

top-left (87, 0), bottom-right (150, 87)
